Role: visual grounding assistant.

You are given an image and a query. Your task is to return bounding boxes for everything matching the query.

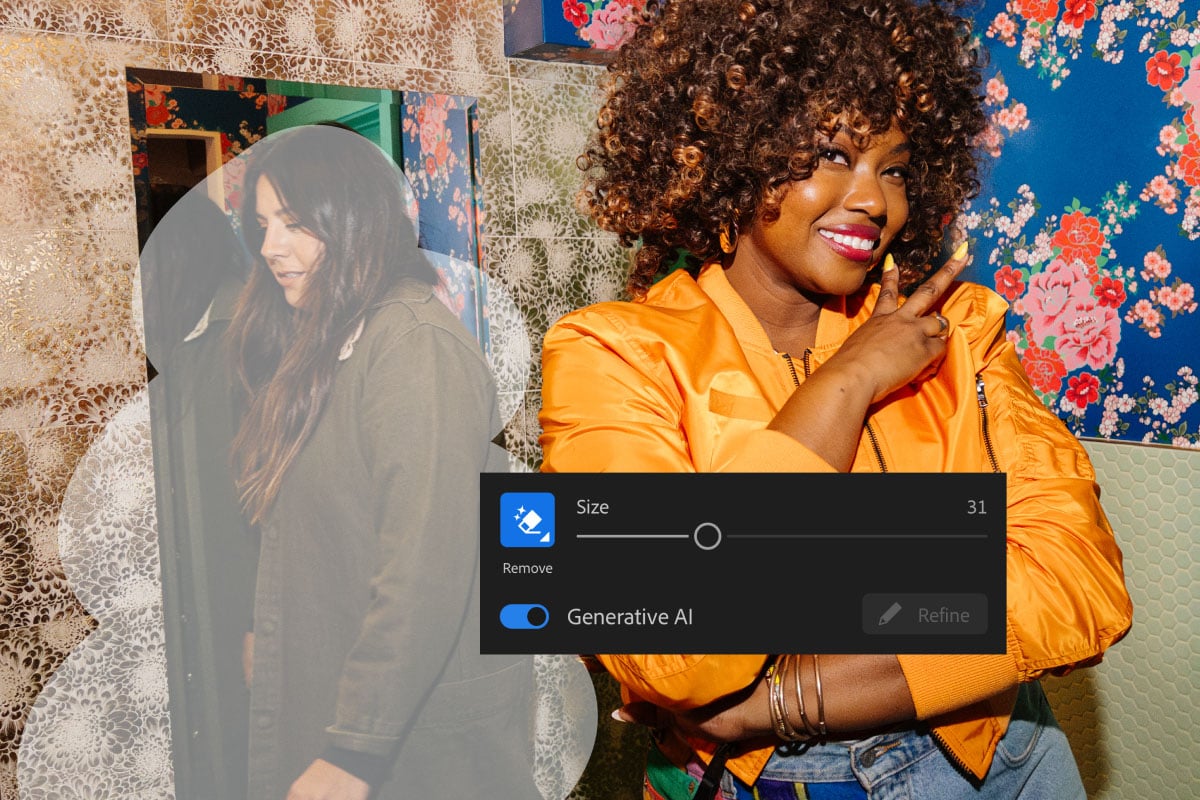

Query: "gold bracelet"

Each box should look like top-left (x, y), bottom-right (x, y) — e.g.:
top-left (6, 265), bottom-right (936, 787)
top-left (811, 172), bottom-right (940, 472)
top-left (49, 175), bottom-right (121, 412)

top-left (794, 654), bottom-right (813, 736)
top-left (813, 654), bottom-right (827, 737)
top-left (765, 660), bottom-right (783, 738)
top-left (777, 655), bottom-right (793, 740)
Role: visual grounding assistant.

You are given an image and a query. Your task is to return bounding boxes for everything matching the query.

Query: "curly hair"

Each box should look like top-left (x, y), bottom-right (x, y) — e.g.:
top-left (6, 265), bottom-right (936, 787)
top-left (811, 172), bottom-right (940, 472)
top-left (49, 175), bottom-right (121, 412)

top-left (577, 0), bottom-right (987, 295)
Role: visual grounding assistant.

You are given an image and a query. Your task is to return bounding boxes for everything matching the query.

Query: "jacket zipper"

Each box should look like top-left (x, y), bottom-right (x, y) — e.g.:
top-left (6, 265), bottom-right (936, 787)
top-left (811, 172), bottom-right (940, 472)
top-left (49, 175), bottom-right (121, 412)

top-left (783, 350), bottom-right (888, 472)
top-left (783, 352), bottom-right (801, 388)
top-left (929, 728), bottom-right (975, 776)
top-left (927, 377), bottom-right (1003, 773)
top-left (975, 373), bottom-right (1001, 473)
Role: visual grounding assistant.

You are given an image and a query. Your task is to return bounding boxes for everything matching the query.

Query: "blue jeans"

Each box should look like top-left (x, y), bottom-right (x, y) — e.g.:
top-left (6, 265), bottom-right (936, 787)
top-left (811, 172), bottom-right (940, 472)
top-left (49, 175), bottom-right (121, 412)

top-left (720, 683), bottom-right (1085, 799)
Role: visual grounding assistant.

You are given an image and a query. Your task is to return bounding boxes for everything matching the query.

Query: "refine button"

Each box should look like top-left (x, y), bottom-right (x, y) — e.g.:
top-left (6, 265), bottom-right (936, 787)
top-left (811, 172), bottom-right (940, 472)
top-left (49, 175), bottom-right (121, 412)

top-left (862, 593), bottom-right (988, 636)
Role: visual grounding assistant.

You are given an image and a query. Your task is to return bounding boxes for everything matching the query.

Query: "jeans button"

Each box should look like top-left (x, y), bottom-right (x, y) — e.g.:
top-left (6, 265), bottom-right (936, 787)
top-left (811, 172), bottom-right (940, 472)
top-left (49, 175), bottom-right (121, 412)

top-left (860, 745), bottom-right (882, 768)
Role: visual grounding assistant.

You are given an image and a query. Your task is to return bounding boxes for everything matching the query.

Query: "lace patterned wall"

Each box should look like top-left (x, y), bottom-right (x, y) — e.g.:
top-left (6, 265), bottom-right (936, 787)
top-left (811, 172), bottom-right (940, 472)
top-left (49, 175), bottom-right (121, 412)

top-left (0, 3), bottom-right (1195, 800)
top-left (0, 2), bottom-right (629, 797)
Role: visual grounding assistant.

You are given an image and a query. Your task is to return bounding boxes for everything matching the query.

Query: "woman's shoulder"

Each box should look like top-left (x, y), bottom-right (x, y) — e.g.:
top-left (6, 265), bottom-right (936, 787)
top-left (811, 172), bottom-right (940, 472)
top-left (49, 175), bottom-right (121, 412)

top-left (341, 278), bottom-right (488, 371)
top-left (549, 269), bottom-right (725, 343)
top-left (368, 278), bottom-right (481, 343)
top-left (937, 280), bottom-right (1010, 348)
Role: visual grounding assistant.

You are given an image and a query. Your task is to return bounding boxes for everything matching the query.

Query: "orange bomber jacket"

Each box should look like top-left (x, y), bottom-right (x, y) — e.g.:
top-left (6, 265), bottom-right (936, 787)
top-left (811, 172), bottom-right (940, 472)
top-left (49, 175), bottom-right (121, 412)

top-left (539, 263), bottom-right (1133, 784)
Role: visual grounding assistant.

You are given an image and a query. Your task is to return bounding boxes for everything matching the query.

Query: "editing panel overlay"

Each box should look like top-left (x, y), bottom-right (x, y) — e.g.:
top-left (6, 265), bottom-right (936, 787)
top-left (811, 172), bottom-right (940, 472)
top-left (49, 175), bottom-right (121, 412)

top-left (481, 473), bottom-right (1006, 655)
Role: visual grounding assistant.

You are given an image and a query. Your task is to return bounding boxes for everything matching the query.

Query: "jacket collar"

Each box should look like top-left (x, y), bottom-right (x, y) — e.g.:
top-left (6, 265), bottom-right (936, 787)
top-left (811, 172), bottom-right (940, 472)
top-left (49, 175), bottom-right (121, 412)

top-left (182, 273), bottom-right (247, 342)
top-left (694, 262), bottom-right (875, 359)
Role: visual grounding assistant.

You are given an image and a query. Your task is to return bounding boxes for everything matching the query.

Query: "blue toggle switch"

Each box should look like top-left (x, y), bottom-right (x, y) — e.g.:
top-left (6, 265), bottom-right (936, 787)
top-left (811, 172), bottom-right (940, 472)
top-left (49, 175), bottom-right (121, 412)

top-left (500, 603), bottom-right (549, 630)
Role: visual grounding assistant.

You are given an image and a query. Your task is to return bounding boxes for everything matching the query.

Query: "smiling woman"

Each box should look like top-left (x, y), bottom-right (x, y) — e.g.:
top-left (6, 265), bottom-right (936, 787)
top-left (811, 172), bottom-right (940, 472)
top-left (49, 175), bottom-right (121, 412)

top-left (540, 1), bottom-right (1132, 798)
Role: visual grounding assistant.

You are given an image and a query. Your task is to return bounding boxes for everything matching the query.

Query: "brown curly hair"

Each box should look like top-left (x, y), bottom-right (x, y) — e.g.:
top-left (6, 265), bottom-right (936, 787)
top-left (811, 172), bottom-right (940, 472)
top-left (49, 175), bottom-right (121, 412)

top-left (577, 0), bottom-right (987, 295)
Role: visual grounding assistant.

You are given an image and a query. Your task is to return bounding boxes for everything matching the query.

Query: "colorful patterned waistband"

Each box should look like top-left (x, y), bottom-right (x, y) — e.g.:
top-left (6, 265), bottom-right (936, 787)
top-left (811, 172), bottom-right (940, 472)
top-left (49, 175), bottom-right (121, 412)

top-left (644, 743), bottom-right (867, 800)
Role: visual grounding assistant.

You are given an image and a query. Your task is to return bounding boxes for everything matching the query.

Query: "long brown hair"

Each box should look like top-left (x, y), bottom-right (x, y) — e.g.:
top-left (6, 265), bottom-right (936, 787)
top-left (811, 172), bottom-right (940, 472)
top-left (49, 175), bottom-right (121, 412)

top-left (226, 125), bottom-right (436, 523)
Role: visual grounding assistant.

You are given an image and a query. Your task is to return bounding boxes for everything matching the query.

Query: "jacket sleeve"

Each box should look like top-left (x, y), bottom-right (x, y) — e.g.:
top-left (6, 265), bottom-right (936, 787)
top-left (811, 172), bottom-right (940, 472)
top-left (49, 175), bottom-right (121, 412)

top-left (540, 308), bottom-right (838, 473)
top-left (542, 308), bottom-right (799, 709)
top-left (899, 284), bottom-right (1133, 719)
top-left (324, 316), bottom-right (497, 756)
top-left (594, 654), bottom-right (768, 711)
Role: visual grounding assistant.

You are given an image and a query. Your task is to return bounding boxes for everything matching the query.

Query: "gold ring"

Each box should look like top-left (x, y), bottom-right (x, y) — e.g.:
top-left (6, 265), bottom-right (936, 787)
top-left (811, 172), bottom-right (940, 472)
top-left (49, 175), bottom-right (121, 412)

top-left (934, 313), bottom-right (949, 334)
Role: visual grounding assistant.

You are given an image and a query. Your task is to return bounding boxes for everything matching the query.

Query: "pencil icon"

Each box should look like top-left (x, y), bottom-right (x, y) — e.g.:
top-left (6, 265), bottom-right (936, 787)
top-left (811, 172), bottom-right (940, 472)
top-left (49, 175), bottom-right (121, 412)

top-left (878, 602), bottom-right (903, 626)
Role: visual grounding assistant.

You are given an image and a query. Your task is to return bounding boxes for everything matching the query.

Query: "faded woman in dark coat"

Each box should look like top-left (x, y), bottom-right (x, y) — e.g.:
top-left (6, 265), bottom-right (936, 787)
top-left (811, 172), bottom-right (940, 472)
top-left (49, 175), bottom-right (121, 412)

top-left (226, 125), bottom-right (534, 800)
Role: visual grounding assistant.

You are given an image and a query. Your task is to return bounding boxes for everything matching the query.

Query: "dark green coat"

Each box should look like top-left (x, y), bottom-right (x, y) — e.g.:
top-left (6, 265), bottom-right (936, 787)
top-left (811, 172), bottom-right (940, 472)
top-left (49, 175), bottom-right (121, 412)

top-left (153, 273), bottom-right (255, 799)
top-left (245, 277), bottom-right (534, 799)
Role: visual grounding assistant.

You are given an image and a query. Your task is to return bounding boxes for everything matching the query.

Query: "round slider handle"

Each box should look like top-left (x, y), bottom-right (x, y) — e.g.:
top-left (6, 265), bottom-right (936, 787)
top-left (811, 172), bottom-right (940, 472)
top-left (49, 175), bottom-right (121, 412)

top-left (693, 522), bottom-right (723, 551)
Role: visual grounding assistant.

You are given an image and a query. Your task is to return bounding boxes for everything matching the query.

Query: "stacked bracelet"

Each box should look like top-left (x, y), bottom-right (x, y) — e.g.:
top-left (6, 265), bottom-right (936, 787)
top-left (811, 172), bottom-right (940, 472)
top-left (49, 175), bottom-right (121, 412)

top-left (767, 656), bottom-right (809, 742)
top-left (769, 655), bottom-right (831, 743)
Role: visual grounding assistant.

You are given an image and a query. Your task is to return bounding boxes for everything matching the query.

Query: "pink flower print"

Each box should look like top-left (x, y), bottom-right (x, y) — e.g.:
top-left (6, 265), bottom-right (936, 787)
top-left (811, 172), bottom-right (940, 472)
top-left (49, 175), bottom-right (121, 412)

top-left (1023, 258), bottom-right (1094, 345)
top-left (1056, 297), bottom-right (1121, 371)
top-left (418, 101), bottom-right (449, 155)
top-left (986, 78), bottom-right (1009, 104)
top-left (1142, 250), bottom-right (1172, 281)
top-left (995, 103), bottom-right (1029, 133)
top-left (1125, 298), bottom-right (1163, 331)
top-left (977, 124), bottom-right (1004, 158)
top-left (1177, 282), bottom-right (1196, 309)
top-left (1182, 63), bottom-right (1200, 108)
top-left (988, 12), bottom-right (1017, 45)
top-left (1158, 124), bottom-right (1184, 155)
top-left (579, 1), bottom-right (642, 50)
top-left (1159, 282), bottom-right (1197, 313)
top-left (1141, 174), bottom-right (1179, 207)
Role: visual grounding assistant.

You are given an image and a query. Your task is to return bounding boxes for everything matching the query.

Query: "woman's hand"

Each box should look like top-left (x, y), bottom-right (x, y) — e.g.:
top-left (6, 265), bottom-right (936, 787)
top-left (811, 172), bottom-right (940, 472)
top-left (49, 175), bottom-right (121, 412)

top-left (614, 677), bottom-right (772, 744)
top-left (829, 244), bottom-right (969, 404)
top-left (285, 759), bottom-right (370, 800)
top-left (767, 244), bottom-right (971, 471)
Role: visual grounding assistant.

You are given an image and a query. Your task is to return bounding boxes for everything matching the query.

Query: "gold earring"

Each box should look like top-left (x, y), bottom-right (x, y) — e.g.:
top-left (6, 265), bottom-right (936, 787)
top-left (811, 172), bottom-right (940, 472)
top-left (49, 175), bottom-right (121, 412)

top-left (719, 219), bottom-right (738, 254)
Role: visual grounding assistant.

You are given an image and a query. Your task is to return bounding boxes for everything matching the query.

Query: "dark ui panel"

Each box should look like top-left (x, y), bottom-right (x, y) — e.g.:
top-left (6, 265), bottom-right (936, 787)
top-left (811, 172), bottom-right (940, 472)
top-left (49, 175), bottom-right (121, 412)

top-left (481, 473), bottom-right (1006, 655)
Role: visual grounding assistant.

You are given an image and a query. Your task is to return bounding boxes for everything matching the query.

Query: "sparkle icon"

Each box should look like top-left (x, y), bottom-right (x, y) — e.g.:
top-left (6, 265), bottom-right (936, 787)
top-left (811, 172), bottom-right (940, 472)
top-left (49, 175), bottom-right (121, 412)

top-left (500, 493), bottom-right (555, 548)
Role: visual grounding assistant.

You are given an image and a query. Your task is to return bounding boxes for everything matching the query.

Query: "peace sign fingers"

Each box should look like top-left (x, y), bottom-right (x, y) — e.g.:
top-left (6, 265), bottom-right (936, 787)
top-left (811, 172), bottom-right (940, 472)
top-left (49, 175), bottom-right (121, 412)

top-left (901, 241), bottom-right (971, 320)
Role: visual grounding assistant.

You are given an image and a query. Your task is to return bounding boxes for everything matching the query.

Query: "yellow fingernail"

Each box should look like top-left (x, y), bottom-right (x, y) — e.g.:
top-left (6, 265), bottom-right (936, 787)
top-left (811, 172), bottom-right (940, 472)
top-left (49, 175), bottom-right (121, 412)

top-left (952, 241), bottom-right (969, 261)
top-left (883, 254), bottom-right (896, 273)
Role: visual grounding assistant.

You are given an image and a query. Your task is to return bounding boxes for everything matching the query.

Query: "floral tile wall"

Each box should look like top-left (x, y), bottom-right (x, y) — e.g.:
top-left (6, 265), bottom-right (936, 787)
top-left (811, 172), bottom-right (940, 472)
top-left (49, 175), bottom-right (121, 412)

top-left (960, 0), bottom-right (1199, 448)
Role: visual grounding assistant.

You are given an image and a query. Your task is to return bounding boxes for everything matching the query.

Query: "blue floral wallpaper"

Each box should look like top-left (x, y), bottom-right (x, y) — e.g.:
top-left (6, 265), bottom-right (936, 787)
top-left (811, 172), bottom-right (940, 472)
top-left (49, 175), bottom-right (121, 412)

top-left (961, 0), bottom-right (1199, 448)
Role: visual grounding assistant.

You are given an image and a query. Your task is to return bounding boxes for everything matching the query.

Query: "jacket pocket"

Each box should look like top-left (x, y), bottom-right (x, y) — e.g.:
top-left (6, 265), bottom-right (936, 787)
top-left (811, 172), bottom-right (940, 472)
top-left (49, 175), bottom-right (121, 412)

top-left (708, 389), bottom-right (772, 422)
top-left (994, 683), bottom-right (1048, 767)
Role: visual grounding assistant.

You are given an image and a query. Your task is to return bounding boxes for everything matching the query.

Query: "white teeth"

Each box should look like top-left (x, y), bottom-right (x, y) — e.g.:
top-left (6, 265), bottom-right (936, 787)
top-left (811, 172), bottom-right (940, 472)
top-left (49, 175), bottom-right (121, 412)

top-left (820, 230), bottom-right (877, 251)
